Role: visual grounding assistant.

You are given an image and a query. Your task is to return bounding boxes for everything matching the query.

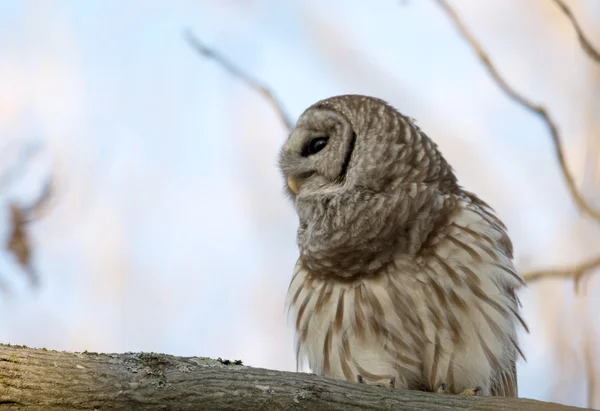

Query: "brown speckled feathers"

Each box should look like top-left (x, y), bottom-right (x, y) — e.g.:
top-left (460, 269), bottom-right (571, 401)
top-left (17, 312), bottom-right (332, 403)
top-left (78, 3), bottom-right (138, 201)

top-left (279, 95), bottom-right (527, 396)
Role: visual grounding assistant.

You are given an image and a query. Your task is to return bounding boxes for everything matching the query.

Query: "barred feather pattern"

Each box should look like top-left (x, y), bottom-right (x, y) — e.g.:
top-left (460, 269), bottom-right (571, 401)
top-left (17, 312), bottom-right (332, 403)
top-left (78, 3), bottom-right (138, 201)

top-left (286, 192), bottom-right (526, 396)
top-left (280, 94), bottom-right (528, 397)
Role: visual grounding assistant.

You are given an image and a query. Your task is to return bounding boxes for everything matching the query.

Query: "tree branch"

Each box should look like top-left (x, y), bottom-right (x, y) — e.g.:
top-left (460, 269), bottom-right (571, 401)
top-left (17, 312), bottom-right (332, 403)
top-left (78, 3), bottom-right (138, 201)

top-left (433, 0), bottom-right (600, 223)
top-left (0, 142), bottom-right (41, 193)
top-left (184, 29), bottom-right (294, 132)
top-left (552, 0), bottom-right (600, 63)
top-left (583, 331), bottom-right (599, 409)
top-left (0, 345), bottom-right (591, 410)
top-left (433, 0), bottom-right (600, 295)
top-left (521, 255), bottom-right (600, 293)
top-left (4, 177), bottom-right (54, 288)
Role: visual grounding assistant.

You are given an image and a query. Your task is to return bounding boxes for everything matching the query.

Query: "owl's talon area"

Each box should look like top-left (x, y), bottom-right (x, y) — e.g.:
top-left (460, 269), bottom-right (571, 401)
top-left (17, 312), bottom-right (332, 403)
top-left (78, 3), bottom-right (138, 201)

top-left (356, 374), bottom-right (364, 384)
top-left (459, 386), bottom-right (482, 396)
top-left (390, 377), bottom-right (396, 388)
top-left (436, 383), bottom-right (449, 394)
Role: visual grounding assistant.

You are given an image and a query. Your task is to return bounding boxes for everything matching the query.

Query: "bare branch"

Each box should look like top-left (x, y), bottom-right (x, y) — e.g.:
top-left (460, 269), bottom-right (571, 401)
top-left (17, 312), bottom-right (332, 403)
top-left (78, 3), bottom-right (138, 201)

top-left (184, 29), bottom-right (294, 132)
top-left (5, 177), bottom-right (54, 287)
top-left (433, 0), bottom-right (600, 223)
top-left (0, 142), bottom-right (41, 193)
top-left (552, 0), bottom-right (600, 63)
top-left (21, 176), bottom-right (55, 223)
top-left (6, 204), bottom-right (36, 286)
top-left (583, 332), bottom-right (598, 409)
top-left (521, 255), bottom-right (600, 294)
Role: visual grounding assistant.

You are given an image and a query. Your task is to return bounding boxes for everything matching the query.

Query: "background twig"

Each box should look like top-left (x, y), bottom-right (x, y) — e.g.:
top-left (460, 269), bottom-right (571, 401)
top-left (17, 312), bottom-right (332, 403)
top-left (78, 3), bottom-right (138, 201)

top-left (433, 0), bottom-right (600, 295)
top-left (552, 0), bottom-right (600, 63)
top-left (184, 29), bottom-right (294, 132)
top-left (583, 332), bottom-right (599, 408)
top-left (5, 178), bottom-right (54, 287)
top-left (522, 255), bottom-right (600, 293)
top-left (433, 0), bottom-right (600, 223)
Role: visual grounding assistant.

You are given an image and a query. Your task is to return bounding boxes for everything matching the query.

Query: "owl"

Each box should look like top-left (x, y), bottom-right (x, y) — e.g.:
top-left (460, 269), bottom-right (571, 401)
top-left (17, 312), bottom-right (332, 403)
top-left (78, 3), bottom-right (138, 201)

top-left (278, 95), bottom-right (528, 397)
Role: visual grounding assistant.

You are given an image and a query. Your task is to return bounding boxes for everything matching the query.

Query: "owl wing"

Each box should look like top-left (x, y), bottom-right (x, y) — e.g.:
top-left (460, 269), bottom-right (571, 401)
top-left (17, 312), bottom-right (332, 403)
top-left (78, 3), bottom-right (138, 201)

top-left (463, 193), bottom-right (522, 398)
top-left (428, 191), bottom-right (526, 397)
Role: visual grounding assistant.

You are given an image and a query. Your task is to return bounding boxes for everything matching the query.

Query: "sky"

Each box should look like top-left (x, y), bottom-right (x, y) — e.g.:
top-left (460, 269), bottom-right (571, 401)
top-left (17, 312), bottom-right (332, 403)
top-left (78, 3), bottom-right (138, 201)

top-left (0, 0), bottom-right (599, 408)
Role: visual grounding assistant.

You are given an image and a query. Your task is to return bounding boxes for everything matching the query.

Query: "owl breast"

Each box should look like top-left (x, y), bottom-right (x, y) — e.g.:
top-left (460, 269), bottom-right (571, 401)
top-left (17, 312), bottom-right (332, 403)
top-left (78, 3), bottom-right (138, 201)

top-left (286, 194), bottom-right (525, 395)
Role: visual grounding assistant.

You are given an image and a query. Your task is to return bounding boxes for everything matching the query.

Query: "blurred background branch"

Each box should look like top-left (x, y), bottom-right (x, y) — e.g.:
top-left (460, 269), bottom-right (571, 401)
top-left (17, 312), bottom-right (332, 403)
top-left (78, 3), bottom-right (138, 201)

top-left (552, 0), bottom-right (600, 62)
top-left (0, 140), bottom-right (54, 289)
top-left (522, 255), bottom-right (600, 293)
top-left (583, 330), bottom-right (599, 408)
top-left (184, 29), bottom-right (293, 132)
top-left (6, 177), bottom-right (54, 287)
top-left (0, 143), bottom-right (41, 193)
top-left (434, 0), bottom-right (600, 224)
top-left (433, 0), bottom-right (600, 297)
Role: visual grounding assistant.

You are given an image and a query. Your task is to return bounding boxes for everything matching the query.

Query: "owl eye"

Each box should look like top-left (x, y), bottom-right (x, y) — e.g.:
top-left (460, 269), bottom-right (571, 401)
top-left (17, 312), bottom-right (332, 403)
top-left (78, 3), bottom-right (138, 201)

top-left (302, 137), bottom-right (329, 157)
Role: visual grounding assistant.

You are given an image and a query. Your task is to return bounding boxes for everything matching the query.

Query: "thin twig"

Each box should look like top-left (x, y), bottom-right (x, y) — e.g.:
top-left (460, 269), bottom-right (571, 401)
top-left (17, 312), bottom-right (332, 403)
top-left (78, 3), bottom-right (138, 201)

top-left (583, 332), bottom-right (598, 408)
top-left (434, 0), bottom-right (600, 222)
top-left (552, 0), bottom-right (600, 63)
top-left (184, 29), bottom-right (294, 132)
top-left (522, 255), bottom-right (600, 293)
top-left (21, 176), bottom-right (54, 223)
top-left (5, 178), bottom-right (54, 288)
top-left (0, 142), bottom-right (41, 192)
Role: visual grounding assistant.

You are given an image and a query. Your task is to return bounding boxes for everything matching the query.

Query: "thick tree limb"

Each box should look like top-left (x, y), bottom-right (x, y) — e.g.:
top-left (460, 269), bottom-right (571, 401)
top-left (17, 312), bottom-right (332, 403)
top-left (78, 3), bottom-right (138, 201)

top-left (0, 345), bottom-right (591, 410)
top-left (184, 29), bottom-right (294, 132)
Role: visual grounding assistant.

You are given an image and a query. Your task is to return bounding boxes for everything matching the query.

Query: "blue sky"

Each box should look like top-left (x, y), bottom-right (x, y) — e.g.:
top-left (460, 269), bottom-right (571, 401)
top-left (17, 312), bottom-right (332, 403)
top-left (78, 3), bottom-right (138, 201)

top-left (0, 0), bottom-right (599, 407)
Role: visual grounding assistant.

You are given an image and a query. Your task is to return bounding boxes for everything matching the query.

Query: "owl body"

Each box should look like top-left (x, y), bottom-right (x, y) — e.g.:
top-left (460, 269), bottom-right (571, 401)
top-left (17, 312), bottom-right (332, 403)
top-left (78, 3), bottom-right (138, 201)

top-left (279, 95), bottom-right (527, 396)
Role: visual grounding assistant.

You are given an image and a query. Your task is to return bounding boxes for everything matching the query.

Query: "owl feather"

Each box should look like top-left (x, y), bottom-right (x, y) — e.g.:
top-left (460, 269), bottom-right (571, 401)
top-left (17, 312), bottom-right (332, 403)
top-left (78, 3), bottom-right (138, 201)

top-left (278, 95), bottom-right (527, 396)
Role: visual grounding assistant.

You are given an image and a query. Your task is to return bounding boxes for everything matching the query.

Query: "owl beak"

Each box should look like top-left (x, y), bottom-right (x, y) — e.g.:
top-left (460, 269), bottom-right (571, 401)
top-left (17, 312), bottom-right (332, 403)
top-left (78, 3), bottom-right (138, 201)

top-left (287, 175), bottom-right (300, 194)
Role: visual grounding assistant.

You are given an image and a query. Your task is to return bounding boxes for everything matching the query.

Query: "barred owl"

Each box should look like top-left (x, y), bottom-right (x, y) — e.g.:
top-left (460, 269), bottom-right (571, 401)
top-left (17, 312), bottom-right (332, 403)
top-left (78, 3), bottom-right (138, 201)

top-left (278, 95), bottom-right (527, 397)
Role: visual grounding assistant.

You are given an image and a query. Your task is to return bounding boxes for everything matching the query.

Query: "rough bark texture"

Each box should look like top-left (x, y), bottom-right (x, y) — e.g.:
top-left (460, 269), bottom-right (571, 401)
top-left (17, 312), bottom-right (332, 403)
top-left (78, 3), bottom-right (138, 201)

top-left (0, 344), bottom-right (591, 410)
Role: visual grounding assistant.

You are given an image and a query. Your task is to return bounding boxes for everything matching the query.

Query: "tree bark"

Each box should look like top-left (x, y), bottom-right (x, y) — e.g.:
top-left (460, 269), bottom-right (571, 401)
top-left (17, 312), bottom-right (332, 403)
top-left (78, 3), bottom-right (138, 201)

top-left (0, 344), bottom-right (591, 410)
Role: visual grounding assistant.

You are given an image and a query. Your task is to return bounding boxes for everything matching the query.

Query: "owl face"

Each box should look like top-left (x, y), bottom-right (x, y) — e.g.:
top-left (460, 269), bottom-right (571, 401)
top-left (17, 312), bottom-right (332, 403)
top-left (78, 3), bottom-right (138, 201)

top-left (278, 105), bottom-right (357, 200)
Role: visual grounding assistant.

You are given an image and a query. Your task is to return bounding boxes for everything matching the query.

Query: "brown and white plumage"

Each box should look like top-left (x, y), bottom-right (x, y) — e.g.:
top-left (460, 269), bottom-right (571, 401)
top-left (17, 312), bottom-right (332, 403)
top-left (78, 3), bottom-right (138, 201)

top-left (278, 95), bottom-right (527, 396)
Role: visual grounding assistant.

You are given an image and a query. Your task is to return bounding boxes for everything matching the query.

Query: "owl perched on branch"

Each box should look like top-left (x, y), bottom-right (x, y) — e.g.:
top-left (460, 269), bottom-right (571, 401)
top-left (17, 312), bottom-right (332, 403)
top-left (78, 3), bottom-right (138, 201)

top-left (278, 95), bottom-right (527, 397)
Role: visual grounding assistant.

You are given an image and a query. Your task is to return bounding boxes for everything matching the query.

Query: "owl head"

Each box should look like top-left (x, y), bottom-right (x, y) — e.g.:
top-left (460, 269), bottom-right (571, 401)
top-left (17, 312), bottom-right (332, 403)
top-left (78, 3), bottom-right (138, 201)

top-left (278, 95), bottom-right (460, 276)
top-left (278, 94), bottom-right (457, 202)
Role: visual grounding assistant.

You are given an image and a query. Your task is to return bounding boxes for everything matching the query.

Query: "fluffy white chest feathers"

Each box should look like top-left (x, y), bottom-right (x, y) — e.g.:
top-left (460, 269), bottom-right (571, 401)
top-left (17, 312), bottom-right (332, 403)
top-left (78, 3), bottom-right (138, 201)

top-left (286, 197), bottom-right (526, 396)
